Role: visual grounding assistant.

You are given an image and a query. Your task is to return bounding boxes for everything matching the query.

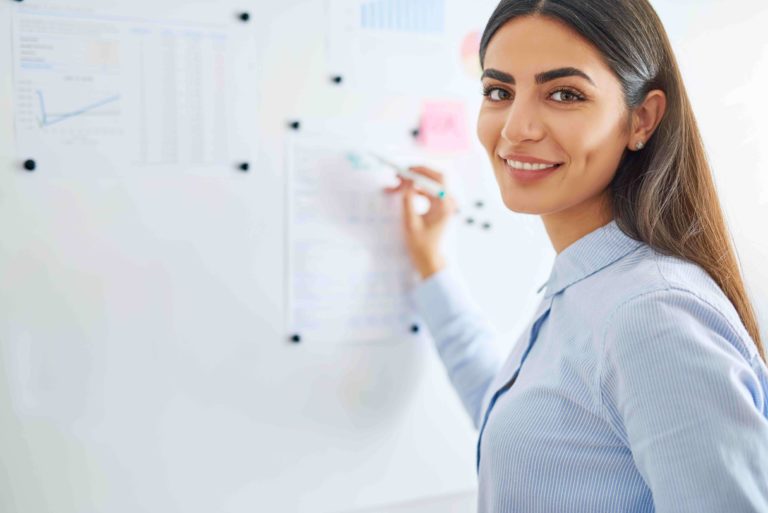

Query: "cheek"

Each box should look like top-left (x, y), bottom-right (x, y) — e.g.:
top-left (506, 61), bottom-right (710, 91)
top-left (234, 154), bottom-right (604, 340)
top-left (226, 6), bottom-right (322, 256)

top-left (556, 110), bottom-right (626, 173)
top-left (477, 108), bottom-right (503, 154)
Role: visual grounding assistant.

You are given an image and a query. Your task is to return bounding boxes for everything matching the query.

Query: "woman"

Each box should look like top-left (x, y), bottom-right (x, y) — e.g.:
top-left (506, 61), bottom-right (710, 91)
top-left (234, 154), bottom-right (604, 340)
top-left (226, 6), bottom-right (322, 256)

top-left (385, 1), bottom-right (768, 511)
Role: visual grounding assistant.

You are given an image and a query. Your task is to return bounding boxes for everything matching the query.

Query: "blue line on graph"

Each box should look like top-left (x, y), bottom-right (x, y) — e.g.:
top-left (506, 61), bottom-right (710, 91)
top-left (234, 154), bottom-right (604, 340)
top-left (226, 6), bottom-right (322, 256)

top-left (35, 90), bottom-right (121, 127)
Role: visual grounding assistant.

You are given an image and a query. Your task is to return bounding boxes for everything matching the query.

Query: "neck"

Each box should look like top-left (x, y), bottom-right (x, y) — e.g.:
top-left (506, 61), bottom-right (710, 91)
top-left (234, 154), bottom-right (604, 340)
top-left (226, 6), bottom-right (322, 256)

top-left (541, 190), bottom-right (614, 254)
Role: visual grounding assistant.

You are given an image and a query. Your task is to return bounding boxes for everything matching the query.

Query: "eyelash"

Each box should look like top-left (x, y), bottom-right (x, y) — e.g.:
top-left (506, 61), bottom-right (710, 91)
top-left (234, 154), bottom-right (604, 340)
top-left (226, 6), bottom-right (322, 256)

top-left (481, 85), bottom-right (586, 103)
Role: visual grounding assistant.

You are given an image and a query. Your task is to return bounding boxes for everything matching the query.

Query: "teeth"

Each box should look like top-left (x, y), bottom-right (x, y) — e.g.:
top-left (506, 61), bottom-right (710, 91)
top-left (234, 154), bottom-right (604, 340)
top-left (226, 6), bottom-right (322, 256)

top-left (505, 159), bottom-right (559, 171)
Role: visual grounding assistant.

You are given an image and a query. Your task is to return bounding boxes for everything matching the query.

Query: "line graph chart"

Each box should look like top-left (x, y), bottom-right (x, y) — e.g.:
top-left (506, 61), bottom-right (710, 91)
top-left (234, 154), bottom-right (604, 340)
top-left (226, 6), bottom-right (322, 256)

top-left (13, 9), bottom-right (235, 168)
top-left (35, 90), bottom-right (121, 128)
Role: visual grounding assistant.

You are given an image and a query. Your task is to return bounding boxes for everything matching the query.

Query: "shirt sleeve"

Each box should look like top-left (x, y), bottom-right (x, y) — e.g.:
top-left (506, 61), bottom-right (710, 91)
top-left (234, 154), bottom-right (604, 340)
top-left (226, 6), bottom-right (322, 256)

top-left (600, 288), bottom-right (768, 513)
top-left (409, 266), bottom-right (503, 428)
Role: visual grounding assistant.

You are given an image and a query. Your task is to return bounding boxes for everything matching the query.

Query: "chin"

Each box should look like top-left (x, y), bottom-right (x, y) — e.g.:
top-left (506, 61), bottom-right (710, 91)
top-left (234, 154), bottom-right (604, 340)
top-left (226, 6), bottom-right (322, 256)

top-left (502, 195), bottom-right (544, 215)
top-left (500, 193), bottom-right (547, 215)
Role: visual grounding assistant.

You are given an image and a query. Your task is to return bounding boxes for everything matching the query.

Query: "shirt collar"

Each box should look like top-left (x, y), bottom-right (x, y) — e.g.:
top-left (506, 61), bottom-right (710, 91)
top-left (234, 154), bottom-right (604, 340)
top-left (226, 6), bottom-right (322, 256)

top-left (539, 220), bottom-right (644, 298)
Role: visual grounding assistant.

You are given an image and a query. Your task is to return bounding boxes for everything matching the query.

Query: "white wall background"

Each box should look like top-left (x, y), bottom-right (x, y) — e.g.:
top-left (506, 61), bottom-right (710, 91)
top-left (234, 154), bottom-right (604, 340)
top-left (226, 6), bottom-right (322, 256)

top-left (0, 1), bottom-right (765, 513)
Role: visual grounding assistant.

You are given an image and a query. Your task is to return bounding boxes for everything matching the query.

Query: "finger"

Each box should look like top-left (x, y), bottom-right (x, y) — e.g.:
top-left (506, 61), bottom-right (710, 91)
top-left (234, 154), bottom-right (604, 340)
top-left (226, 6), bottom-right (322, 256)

top-left (411, 186), bottom-right (454, 207)
top-left (408, 166), bottom-right (445, 184)
top-left (411, 187), bottom-right (443, 199)
top-left (444, 195), bottom-right (459, 216)
top-left (383, 183), bottom-right (404, 194)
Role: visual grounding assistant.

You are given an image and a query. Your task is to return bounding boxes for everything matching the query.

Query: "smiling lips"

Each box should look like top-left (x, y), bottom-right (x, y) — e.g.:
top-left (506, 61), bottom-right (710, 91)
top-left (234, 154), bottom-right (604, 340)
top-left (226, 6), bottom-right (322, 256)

top-left (499, 154), bottom-right (564, 172)
top-left (506, 159), bottom-right (561, 171)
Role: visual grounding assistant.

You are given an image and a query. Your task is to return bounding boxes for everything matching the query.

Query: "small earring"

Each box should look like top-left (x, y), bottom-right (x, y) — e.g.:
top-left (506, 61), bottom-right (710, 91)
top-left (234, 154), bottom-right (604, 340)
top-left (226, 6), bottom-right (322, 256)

top-left (635, 141), bottom-right (645, 150)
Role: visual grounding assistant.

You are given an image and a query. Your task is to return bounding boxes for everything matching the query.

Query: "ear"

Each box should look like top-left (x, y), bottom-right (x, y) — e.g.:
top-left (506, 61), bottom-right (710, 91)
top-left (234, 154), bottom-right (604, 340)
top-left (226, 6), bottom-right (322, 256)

top-left (628, 90), bottom-right (667, 151)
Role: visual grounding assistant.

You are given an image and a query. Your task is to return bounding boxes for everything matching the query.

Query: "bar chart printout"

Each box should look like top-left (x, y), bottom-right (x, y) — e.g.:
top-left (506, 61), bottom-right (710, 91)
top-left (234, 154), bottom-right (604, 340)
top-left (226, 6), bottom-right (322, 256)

top-left (359, 0), bottom-right (445, 33)
top-left (327, 0), bottom-right (449, 93)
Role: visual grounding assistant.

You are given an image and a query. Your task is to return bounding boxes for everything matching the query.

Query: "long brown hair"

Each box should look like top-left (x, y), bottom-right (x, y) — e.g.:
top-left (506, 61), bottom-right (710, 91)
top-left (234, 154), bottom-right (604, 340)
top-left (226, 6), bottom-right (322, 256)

top-left (480, 0), bottom-right (765, 360)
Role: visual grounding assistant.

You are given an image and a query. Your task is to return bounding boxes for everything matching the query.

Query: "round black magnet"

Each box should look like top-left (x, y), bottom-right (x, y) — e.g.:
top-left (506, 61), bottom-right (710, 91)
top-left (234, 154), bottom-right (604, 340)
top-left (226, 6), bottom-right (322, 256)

top-left (239, 12), bottom-right (250, 22)
top-left (411, 128), bottom-right (420, 138)
top-left (23, 159), bottom-right (36, 171)
top-left (331, 75), bottom-right (343, 85)
top-left (290, 334), bottom-right (301, 344)
top-left (239, 162), bottom-right (250, 172)
top-left (410, 324), bottom-right (420, 334)
top-left (288, 121), bottom-right (301, 131)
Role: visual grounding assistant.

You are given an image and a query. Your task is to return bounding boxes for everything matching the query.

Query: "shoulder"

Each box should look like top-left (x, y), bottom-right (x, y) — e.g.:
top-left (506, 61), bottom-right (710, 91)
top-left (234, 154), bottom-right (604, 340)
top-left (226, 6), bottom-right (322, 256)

top-left (599, 246), bottom-right (757, 362)
top-left (596, 250), bottom-right (768, 438)
top-left (559, 240), bottom-right (757, 362)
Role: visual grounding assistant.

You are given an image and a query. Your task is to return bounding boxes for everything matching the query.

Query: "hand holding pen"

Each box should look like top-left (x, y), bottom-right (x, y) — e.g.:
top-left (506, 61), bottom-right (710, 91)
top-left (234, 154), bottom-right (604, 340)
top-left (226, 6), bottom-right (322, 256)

top-left (371, 153), bottom-right (446, 199)
top-left (382, 161), bottom-right (458, 280)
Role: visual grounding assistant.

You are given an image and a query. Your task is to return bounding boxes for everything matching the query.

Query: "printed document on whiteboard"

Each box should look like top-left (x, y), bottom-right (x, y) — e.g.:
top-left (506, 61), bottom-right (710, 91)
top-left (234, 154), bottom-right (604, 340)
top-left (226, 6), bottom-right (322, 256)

top-left (326, 0), bottom-right (451, 94)
top-left (286, 139), bottom-right (420, 345)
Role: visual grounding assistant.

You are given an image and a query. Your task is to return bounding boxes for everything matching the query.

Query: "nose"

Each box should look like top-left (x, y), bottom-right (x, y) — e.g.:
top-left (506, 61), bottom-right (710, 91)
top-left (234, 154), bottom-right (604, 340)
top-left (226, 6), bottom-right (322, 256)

top-left (500, 93), bottom-right (546, 145)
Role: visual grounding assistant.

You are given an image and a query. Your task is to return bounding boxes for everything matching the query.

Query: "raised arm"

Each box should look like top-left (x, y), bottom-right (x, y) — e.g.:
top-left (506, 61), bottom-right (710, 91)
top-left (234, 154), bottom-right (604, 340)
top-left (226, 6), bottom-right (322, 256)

top-left (410, 267), bottom-right (503, 428)
top-left (384, 166), bottom-right (503, 426)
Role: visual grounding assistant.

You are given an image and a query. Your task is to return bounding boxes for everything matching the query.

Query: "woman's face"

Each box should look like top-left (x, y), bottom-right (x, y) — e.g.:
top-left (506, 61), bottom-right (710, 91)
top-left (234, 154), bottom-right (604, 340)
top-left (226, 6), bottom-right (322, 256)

top-left (477, 15), bottom-right (631, 216)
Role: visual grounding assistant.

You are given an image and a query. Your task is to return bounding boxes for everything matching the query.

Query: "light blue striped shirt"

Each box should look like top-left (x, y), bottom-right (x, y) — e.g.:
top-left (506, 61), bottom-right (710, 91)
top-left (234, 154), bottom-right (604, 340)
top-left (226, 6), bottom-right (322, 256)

top-left (410, 220), bottom-right (768, 512)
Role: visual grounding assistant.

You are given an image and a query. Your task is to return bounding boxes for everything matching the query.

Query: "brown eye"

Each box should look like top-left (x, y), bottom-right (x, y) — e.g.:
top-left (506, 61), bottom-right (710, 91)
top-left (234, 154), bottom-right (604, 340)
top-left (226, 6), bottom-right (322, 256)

top-left (484, 87), bottom-right (511, 102)
top-left (550, 88), bottom-right (585, 103)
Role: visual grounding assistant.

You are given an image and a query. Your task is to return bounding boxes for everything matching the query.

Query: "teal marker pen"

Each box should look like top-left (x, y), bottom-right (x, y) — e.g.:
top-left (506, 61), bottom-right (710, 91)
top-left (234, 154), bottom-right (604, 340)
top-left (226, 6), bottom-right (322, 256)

top-left (368, 153), bottom-right (446, 199)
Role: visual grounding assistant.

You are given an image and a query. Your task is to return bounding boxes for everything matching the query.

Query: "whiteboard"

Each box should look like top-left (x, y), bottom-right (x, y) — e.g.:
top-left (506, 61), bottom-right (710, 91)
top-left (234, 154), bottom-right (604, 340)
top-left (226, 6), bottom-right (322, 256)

top-left (0, 1), bottom-right (549, 512)
top-left (1, 1), bottom-right (765, 513)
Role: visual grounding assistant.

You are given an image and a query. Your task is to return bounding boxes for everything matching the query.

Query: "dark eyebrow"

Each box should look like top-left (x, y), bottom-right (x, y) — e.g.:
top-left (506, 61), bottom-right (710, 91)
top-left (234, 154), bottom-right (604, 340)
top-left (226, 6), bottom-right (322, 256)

top-left (481, 67), bottom-right (596, 87)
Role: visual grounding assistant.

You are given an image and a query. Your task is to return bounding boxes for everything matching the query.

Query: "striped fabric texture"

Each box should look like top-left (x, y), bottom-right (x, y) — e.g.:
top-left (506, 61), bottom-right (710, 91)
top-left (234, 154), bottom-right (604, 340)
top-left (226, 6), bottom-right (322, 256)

top-left (410, 220), bottom-right (768, 513)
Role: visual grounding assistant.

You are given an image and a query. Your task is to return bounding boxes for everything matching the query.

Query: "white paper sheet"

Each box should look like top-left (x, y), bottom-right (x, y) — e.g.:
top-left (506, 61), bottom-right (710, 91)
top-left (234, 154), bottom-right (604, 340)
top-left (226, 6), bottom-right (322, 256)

top-left (286, 139), bottom-right (420, 345)
top-left (326, 0), bottom-right (451, 94)
top-left (11, 8), bottom-right (247, 171)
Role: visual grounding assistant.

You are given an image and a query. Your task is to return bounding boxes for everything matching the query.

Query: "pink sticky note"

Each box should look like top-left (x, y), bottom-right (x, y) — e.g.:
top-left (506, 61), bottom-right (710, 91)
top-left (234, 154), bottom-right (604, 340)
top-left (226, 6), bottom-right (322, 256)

top-left (417, 100), bottom-right (471, 152)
